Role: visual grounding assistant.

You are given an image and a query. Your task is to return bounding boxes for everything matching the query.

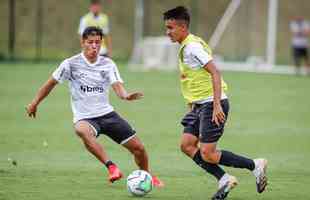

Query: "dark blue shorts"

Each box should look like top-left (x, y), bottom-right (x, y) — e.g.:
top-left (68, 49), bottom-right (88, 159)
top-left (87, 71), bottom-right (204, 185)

top-left (181, 99), bottom-right (229, 143)
top-left (79, 111), bottom-right (136, 144)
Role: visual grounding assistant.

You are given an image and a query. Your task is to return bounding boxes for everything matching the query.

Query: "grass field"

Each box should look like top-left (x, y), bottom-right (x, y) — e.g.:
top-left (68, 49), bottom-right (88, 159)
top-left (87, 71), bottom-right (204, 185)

top-left (0, 62), bottom-right (310, 200)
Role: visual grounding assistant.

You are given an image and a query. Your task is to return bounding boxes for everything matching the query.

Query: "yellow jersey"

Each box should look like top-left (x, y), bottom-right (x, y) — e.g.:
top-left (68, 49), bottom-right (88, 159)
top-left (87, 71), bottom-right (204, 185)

top-left (178, 34), bottom-right (228, 103)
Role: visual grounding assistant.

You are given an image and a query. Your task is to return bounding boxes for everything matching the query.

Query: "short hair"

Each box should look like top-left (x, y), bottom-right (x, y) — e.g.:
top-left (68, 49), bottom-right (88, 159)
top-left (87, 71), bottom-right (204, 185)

top-left (163, 6), bottom-right (190, 27)
top-left (90, 0), bottom-right (101, 5)
top-left (82, 26), bottom-right (103, 39)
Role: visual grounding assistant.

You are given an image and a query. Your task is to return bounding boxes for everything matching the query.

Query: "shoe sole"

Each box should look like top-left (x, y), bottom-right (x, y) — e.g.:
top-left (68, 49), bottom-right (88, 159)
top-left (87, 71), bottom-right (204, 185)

top-left (212, 177), bottom-right (238, 200)
top-left (257, 159), bottom-right (268, 193)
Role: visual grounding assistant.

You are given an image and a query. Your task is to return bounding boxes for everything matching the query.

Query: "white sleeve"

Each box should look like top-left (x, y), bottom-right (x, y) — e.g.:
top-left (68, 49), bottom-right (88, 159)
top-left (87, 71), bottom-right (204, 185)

top-left (102, 26), bottom-right (110, 35)
top-left (52, 60), bottom-right (71, 84)
top-left (290, 22), bottom-right (299, 33)
top-left (185, 42), bottom-right (213, 68)
top-left (108, 62), bottom-right (123, 84)
top-left (78, 17), bottom-right (86, 35)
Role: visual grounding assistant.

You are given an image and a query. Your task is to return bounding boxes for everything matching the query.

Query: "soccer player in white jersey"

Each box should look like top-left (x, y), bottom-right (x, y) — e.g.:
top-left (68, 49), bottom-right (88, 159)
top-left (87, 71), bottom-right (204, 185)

top-left (163, 6), bottom-right (267, 200)
top-left (26, 26), bottom-right (163, 187)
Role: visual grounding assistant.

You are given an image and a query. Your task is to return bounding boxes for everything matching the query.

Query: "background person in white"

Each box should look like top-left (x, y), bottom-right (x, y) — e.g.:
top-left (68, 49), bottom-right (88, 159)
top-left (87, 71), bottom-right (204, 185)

top-left (26, 27), bottom-right (163, 187)
top-left (290, 16), bottom-right (310, 75)
top-left (78, 0), bottom-right (112, 57)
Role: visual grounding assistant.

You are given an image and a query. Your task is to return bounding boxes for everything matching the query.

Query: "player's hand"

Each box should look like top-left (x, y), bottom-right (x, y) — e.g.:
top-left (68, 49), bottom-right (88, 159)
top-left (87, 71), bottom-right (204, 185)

top-left (26, 103), bottom-right (37, 118)
top-left (125, 92), bottom-right (144, 101)
top-left (212, 103), bottom-right (225, 126)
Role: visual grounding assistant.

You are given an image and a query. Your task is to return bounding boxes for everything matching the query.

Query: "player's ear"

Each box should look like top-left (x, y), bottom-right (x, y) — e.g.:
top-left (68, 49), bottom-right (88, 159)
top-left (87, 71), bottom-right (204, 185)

top-left (80, 37), bottom-right (84, 47)
top-left (180, 23), bottom-right (187, 31)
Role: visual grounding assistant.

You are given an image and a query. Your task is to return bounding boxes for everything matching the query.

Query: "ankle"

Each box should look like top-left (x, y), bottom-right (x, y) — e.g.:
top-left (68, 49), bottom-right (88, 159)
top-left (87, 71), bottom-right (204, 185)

top-left (105, 160), bottom-right (115, 169)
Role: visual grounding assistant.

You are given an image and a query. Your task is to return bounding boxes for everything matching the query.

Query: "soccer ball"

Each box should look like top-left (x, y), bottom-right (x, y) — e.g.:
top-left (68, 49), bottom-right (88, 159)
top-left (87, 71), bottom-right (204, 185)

top-left (126, 170), bottom-right (153, 197)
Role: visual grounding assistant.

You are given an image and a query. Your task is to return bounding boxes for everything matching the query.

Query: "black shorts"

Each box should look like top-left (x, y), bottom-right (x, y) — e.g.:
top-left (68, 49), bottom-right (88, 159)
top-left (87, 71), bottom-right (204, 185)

top-left (292, 47), bottom-right (309, 66)
top-left (181, 99), bottom-right (229, 143)
top-left (78, 111), bottom-right (136, 144)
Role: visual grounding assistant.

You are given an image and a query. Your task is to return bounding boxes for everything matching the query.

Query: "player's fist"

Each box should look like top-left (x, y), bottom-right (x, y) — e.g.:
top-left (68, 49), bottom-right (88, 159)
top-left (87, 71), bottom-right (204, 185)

top-left (26, 103), bottom-right (37, 118)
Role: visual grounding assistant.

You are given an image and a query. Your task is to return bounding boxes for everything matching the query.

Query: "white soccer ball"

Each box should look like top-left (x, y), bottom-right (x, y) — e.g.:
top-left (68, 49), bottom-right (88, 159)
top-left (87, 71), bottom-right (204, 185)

top-left (126, 170), bottom-right (153, 197)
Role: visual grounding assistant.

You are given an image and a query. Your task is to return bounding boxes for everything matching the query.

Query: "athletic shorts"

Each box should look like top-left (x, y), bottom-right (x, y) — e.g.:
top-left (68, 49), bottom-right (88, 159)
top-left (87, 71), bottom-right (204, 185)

top-left (181, 99), bottom-right (229, 143)
top-left (77, 111), bottom-right (136, 144)
top-left (292, 47), bottom-right (309, 66)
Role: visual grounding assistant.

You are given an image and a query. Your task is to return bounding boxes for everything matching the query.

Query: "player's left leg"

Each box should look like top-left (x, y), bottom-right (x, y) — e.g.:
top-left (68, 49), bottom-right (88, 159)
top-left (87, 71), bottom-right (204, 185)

top-left (199, 99), bottom-right (267, 194)
top-left (293, 47), bottom-right (302, 75)
top-left (202, 143), bottom-right (267, 194)
top-left (303, 48), bottom-right (310, 75)
top-left (122, 135), bottom-right (149, 172)
top-left (101, 111), bottom-right (164, 187)
top-left (122, 136), bottom-right (164, 187)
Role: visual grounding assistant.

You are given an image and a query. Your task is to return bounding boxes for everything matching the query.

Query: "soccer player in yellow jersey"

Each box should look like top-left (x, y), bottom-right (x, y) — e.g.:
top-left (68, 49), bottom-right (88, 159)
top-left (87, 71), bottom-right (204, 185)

top-left (78, 0), bottom-right (112, 57)
top-left (163, 6), bottom-right (268, 200)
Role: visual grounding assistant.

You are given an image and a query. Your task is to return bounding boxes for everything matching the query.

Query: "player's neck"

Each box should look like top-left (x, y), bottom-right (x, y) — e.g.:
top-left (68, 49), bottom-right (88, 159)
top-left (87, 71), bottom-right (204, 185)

top-left (87, 56), bottom-right (98, 63)
top-left (178, 32), bottom-right (190, 44)
top-left (83, 52), bottom-right (98, 64)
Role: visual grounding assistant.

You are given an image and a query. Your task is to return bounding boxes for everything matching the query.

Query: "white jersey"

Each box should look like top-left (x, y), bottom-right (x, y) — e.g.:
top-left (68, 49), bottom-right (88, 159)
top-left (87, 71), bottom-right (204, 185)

top-left (290, 20), bottom-right (309, 48)
top-left (52, 53), bottom-right (123, 123)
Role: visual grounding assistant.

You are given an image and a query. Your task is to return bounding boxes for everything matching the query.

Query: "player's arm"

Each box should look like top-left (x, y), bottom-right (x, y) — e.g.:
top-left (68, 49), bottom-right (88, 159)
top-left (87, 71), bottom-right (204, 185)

top-left (187, 42), bottom-right (225, 126)
top-left (303, 22), bottom-right (310, 36)
top-left (112, 82), bottom-right (143, 101)
top-left (204, 61), bottom-right (225, 126)
top-left (26, 77), bottom-right (58, 118)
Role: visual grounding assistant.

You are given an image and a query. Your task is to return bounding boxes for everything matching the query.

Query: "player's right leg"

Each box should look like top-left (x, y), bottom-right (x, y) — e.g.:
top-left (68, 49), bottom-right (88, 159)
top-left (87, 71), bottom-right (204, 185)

top-left (180, 109), bottom-right (231, 192)
top-left (180, 133), bottom-right (227, 181)
top-left (99, 111), bottom-right (163, 187)
top-left (74, 120), bottom-right (122, 182)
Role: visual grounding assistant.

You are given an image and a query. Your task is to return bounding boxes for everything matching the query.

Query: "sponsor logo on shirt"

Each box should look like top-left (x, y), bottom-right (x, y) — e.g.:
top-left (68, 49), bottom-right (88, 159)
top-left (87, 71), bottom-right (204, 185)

top-left (80, 85), bottom-right (104, 93)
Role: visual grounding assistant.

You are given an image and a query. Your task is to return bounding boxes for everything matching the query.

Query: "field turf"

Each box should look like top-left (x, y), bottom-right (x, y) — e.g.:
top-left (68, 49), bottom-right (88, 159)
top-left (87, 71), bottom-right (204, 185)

top-left (0, 62), bottom-right (310, 200)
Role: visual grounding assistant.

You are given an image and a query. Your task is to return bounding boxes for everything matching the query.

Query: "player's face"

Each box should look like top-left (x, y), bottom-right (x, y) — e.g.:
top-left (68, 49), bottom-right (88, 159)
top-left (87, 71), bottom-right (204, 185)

top-left (90, 3), bottom-right (101, 15)
top-left (165, 19), bottom-right (186, 43)
top-left (82, 35), bottom-right (102, 60)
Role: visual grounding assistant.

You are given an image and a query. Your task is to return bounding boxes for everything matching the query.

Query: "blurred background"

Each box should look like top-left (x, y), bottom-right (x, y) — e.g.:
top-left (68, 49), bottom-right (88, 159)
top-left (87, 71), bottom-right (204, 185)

top-left (1, 1), bottom-right (310, 200)
top-left (0, 0), bottom-right (309, 66)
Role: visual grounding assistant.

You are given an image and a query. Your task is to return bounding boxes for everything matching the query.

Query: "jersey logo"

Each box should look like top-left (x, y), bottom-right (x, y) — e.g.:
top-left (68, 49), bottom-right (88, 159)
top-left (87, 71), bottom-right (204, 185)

top-left (80, 85), bottom-right (104, 93)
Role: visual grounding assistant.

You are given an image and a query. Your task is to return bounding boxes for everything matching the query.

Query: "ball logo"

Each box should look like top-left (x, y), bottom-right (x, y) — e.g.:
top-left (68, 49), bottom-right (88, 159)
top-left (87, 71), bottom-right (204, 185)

top-left (80, 85), bottom-right (104, 93)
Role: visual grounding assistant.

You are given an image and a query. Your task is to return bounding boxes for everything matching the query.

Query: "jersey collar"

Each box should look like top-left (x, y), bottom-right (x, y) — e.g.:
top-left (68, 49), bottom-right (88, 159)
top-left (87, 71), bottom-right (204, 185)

top-left (180, 33), bottom-right (193, 47)
top-left (81, 52), bottom-right (100, 66)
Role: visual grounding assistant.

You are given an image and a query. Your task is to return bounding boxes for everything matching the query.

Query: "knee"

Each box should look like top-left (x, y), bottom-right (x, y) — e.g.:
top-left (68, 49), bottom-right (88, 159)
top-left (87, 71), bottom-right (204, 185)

top-left (75, 127), bottom-right (85, 138)
top-left (180, 143), bottom-right (195, 157)
top-left (74, 127), bottom-right (94, 147)
top-left (131, 143), bottom-right (146, 156)
top-left (75, 128), bottom-right (88, 139)
top-left (200, 148), bottom-right (217, 163)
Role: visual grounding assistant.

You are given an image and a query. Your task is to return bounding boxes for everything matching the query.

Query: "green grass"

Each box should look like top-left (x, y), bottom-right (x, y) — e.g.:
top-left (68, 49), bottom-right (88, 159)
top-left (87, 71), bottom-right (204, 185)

top-left (0, 62), bottom-right (310, 200)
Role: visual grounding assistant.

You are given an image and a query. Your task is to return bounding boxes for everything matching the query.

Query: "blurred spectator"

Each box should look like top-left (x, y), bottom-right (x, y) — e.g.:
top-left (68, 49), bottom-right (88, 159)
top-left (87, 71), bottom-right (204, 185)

top-left (290, 16), bottom-right (310, 75)
top-left (78, 0), bottom-right (112, 57)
